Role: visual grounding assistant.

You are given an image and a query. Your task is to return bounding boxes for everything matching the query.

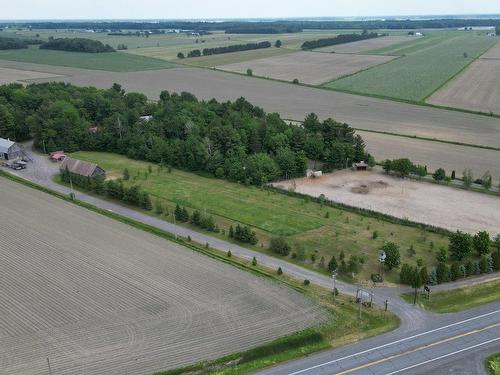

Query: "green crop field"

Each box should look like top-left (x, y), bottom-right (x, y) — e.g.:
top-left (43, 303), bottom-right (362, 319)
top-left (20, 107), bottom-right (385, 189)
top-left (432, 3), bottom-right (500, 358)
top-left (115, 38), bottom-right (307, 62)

top-left (325, 32), bottom-right (497, 101)
top-left (68, 151), bottom-right (449, 284)
top-left (0, 46), bottom-right (177, 71)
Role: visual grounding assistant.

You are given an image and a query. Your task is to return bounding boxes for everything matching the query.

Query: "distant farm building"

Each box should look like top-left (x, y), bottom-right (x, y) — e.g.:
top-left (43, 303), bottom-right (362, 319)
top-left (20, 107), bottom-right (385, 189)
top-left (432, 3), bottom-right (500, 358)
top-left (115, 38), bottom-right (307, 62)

top-left (88, 126), bottom-right (98, 134)
top-left (306, 169), bottom-right (323, 178)
top-left (60, 157), bottom-right (106, 178)
top-left (0, 138), bottom-right (24, 160)
top-left (353, 161), bottom-right (369, 171)
top-left (50, 151), bottom-right (66, 161)
top-left (139, 115), bottom-right (153, 122)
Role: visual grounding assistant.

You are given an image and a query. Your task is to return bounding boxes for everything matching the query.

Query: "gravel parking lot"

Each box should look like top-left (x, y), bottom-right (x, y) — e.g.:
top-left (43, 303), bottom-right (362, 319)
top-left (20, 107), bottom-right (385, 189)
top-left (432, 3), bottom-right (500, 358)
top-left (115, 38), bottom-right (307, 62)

top-left (0, 177), bottom-right (326, 375)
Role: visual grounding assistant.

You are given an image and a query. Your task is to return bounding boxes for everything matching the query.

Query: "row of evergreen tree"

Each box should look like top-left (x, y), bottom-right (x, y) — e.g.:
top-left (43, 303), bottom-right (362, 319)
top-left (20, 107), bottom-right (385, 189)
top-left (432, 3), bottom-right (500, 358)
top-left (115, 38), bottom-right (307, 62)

top-left (60, 168), bottom-right (153, 210)
top-left (180, 41), bottom-right (271, 58)
top-left (400, 252), bottom-right (499, 286)
top-left (173, 204), bottom-right (219, 233)
top-left (229, 224), bottom-right (258, 245)
top-left (301, 32), bottom-right (379, 50)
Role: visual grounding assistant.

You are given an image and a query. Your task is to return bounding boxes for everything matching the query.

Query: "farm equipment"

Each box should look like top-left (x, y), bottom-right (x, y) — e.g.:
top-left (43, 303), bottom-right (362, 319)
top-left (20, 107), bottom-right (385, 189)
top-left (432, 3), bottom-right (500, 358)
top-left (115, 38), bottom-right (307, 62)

top-left (8, 160), bottom-right (27, 170)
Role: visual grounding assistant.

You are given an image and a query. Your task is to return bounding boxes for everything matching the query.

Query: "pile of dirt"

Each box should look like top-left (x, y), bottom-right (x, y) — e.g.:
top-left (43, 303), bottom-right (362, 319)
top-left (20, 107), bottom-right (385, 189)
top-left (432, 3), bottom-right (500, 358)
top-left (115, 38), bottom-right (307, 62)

top-left (351, 180), bottom-right (388, 194)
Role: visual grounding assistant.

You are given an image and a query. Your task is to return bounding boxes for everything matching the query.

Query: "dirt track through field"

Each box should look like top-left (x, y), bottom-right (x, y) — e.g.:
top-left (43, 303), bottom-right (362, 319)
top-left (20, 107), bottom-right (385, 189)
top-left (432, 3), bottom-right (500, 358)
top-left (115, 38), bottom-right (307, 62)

top-left (0, 177), bottom-right (326, 375)
top-left (275, 170), bottom-right (500, 236)
top-left (218, 51), bottom-right (394, 84)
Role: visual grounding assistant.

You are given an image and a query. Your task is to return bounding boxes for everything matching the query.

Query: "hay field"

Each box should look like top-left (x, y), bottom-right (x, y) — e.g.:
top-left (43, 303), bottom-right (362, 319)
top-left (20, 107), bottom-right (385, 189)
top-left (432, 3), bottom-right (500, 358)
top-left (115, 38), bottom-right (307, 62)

top-left (359, 131), bottom-right (500, 180)
top-left (275, 170), bottom-right (500, 236)
top-left (427, 42), bottom-right (500, 114)
top-left (314, 36), bottom-right (415, 54)
top-left (0, 177), bottom-right (326, 375)
top-left (0, 66), bottom-right (62, 84)
top-left (326, 34), bottom-right (497, 101)
top-left (219, 51), bottom-right (394, 85)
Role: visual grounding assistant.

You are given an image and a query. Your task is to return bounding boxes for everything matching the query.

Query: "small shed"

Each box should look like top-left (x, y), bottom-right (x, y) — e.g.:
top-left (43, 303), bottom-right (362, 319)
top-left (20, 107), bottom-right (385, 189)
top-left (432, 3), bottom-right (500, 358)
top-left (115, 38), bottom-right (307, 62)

top-left (50, 151), bottom-right (66, 161)
top-left (353, 161), bottom-right (369, 171)
top-left (60, 157), bottom-right (106, 178)
top-left (306, 169), bottom-right (323, 178)
top-left (0, 138), bottom-right (24, 161)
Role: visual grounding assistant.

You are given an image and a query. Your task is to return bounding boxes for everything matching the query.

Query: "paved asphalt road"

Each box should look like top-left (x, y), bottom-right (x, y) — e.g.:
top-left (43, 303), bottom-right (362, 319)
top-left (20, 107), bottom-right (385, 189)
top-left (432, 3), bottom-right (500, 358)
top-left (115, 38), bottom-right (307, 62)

top-left (3, 145), bottom-right (499, 375)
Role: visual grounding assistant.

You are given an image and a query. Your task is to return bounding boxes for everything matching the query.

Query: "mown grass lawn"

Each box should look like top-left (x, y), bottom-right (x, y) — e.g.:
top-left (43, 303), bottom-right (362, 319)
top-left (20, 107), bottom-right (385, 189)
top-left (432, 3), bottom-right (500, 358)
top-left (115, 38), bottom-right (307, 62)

top-left (402, 279), bottom-right (500, 313)
top-left (70, 151), bottom-right (449, 284)
top-left (325, 32), bottom-right (497, 101)
top-left (0, 46), bottom-right (177, 71)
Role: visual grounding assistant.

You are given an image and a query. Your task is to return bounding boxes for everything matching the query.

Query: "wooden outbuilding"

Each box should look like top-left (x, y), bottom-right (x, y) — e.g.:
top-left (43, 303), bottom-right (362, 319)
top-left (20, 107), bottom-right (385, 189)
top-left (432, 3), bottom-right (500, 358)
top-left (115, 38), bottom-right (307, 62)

top-left (353, 161), bottom-right (369, 171)
top-left (60, 157), bottom-right (106, 178)
top-left (0, 138), bottom-right (24, 161)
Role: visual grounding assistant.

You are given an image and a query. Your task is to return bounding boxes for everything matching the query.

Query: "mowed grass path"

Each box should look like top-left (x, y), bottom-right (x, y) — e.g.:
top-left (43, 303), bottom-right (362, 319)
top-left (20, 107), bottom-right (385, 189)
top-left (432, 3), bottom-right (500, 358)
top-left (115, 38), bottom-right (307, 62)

top-left (0, 46), bottom-right (177, 71)
top-left (325, 33), bottom-right (497, 101)
top-left (402, 279), bottom-right (500, 313)
top-left (71, 152), bottom-right (449, 283)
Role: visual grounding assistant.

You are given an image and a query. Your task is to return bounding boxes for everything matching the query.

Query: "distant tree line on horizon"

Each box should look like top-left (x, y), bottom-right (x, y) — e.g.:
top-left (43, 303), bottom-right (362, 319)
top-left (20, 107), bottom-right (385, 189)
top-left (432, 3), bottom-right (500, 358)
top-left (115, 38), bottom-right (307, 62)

top-left (301, 32), bottom-right (380, 50)
top-left (0, 82), bottom-right (371, 187)
top-left (179, 41), bottom-right (271, 59)
top-left (40, 37), bottom-right (115, 53)
top-left (5, 19), bottom-right (500, 33)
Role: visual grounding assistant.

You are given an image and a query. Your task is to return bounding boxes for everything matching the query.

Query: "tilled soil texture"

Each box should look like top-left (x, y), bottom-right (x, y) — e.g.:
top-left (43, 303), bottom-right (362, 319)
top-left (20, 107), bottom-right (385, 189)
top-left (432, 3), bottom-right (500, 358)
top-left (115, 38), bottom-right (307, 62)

top-left (0, 177), bottom-right (327, 375)
top-left (218, 51), bottom-right (395, 85)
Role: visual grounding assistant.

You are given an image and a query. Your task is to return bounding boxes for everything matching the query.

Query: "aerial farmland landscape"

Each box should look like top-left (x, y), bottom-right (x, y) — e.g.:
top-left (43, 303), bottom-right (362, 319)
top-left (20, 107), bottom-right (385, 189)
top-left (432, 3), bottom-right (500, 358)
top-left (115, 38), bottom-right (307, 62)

top-left (0, 1), bottom-right (500, 375)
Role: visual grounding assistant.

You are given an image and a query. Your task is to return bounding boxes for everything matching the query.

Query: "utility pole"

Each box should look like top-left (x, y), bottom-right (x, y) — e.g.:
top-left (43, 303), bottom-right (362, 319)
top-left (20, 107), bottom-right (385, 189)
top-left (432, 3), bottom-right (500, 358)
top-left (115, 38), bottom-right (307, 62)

top-left (69, 174), bottom-right (75, 199)
top-left (47, 358), bottom-right (52, 375)
top-left (332, 271), bottom-right (337, 303)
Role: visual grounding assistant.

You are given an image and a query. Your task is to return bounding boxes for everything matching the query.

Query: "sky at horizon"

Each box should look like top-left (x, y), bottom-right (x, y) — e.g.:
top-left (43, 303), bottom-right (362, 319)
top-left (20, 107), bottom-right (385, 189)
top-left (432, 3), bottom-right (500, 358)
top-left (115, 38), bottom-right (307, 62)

top-left (2, 0), bottom-right (500, 20)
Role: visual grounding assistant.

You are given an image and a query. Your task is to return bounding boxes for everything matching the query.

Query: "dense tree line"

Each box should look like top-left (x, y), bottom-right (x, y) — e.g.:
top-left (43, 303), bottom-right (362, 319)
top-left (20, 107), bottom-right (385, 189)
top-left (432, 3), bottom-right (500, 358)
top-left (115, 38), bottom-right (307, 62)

top-left (224, 25), bottom-right (302, 34)
top-left (301, 32), bottom-right (379, 50)
top-left (0, 82), bottom-right (370, 187)
top-left (400, 231), bottom-right (500, 286)
top-left (0, 36), bottom-right (42, 50)
top-left (383, 158), bottom-right (426, 178)
top-left (9, 19), bottom-right (500, 32)
top-left (201, 41), bottom-right (271, 56)
top-left (40, 37), bottom-right (115, 53)
top-left (60, 167), bottom-right (153, 210)
top-left (496, 26), bottom-right (500, 35)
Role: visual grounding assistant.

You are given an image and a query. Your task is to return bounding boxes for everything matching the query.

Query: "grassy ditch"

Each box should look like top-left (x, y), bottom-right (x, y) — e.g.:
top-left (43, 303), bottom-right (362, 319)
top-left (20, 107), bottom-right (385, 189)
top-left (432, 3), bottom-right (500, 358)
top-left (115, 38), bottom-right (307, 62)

top-left (401, 279), bottom-right (500, 313)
